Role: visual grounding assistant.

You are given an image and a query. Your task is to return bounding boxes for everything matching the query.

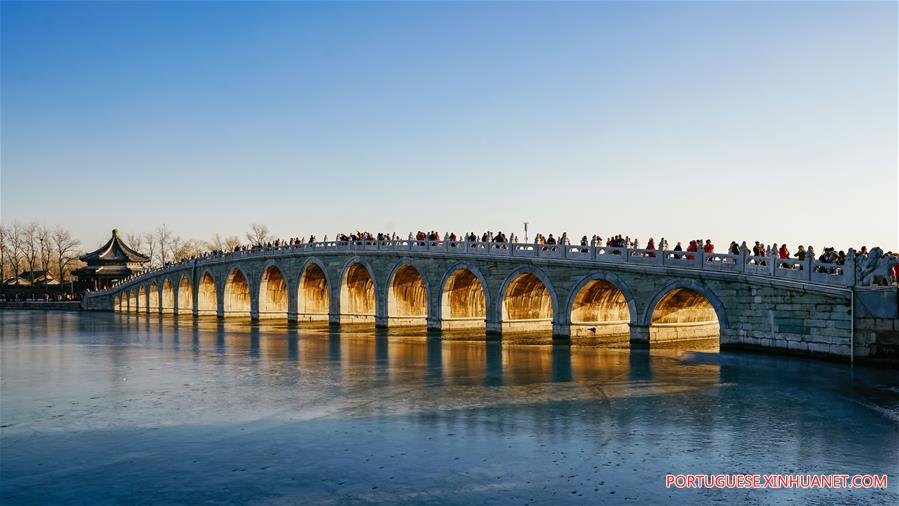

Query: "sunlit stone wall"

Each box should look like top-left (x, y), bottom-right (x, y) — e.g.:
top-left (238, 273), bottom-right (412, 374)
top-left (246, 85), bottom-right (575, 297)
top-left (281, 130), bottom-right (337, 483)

top-left (224, 270), bottom-right (251, 315)
top-left (197, 273), bottom-right (217, 315)
top-left (440, 268), bottom-right (486, 330)
top-left (177, 275), bottom-right (193, 314)
top-left (161, 279), bottom-right (175, 314)
top-left (387, 264), bottom-right (428, 326)
top-left (340, 263), bottom-right (376, 323)
top-left (298, 263), bottom-right (329, 320)
top-left (258, 267), bottom-right (288, 317)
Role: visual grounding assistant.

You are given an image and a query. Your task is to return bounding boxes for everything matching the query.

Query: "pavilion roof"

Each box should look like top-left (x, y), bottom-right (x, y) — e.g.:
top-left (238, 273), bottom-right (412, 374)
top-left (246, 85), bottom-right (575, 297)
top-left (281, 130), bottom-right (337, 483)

top-left (80, 229), bottom-right (150, 263)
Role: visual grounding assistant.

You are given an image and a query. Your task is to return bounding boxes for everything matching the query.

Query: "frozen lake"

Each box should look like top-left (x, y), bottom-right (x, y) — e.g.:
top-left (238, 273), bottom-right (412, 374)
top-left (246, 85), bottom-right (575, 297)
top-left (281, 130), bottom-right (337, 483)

top-left (1, 310), bottom-right (897, 504)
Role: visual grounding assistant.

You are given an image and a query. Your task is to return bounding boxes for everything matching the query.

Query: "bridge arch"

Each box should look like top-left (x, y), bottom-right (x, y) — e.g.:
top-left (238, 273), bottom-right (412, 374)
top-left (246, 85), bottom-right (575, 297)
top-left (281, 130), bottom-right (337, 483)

top-left (338, 257), bottom-right (377, 323)
top-left (566, 272), bottom-right (636, 340)
top-left (127, 288), bottom-right (136, 313)
top-left (148, 282), bottom-right (159, 313)
top-left (297, 258), bottom-right (330, 320)
top-left (114, 294), bottom-right (121, 312)
top-left (258, 263), bottom-right (289, 318)
top-left (386, 260), bottom-right (430, 326)
top-left (137, 285), bottom-right (146, 313)
top-left (196, 270), bottom-right (218, 316)
top-left (161, 278), bottom-right (175, 314)
top-left (224, 267), bottom-right (252, 317)
top-left (642, 280), bottom-right (727, 343)
top-left (497, 266), bottom-right (559, 334)
top-left (177, 274), bottom-right (193, 315)
top-left (438, 262), bottom-right (489, 330)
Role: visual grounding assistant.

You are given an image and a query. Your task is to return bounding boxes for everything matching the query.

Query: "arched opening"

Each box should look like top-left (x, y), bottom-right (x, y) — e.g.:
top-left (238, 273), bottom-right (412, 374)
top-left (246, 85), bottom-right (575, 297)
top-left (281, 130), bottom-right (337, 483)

top-left (339, 262), bottom-right (375, 323)
top-left (137, 286), bottom-right (146, 313)
top-left (224, 269), bottom-right (251, 316)
top-left (649, 287), bottom-right (720, 345)
top-left (148, 282), bottom-right (159, 313)
top-left (501, 272), bottom-right (553, 334)
top-left (177, 275), bottom-right (193, 315)
top-left (570, 279), bottom-right (631, 343)
top-left (197, 272), bottom-right (217, 315)
top-left (161, 278), bottom-right (175, 314)
top-left (128, 289), bottom-right (136, 312)
top-left (259, 265), bottom-right (288, 318)
top-left (440, 267), bottom-right (486, 330)
top-left (114, 294), bottom-right (121, 312)
top-left (388, 264), bottom-right (428, 326)
top-left (298, 262), bottom-right (329, 321)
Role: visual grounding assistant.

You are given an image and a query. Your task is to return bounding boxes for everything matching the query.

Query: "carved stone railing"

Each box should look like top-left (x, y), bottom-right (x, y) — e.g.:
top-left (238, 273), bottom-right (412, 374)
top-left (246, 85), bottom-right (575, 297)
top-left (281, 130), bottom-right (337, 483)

top-left (89, 240), bottom-right (866, 297)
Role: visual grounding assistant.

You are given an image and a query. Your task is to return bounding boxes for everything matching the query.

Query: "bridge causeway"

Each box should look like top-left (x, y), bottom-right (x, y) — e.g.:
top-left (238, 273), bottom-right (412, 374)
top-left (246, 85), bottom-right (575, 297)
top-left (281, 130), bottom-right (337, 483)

top-left (83, 240), bottom-right (899, 360)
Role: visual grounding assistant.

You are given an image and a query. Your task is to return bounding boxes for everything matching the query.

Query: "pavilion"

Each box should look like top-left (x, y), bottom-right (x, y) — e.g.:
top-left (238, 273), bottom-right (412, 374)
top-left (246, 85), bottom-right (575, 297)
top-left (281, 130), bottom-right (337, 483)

top-left (75, 229), bottom-right (150, 290)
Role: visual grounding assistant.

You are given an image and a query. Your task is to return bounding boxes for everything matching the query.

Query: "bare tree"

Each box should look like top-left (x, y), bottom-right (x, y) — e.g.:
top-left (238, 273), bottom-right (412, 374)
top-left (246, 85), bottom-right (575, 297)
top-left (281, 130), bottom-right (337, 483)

top-left (38, 225), bottom-right (53, 275)
top-left (51, 226), bottom-right (81, 282)
top-left (154, 225), bottom-right (174, 266)
top-left (6, 222), bottom-right (24, 284)
top-left (0, 225), bottom-right (7, 282)
top-left (127, 232), bottom-right (145, 254)
top-left (208, 233), bottom-right (242, 252)
top-left (208, 233), bottom-right (225, 252)
top-left (21, 222), bottom-right (40, 280)
top-left (224, 235), bottom-right (242, 251)
top-left (174, 238), bottom-right (202, 261)
top-left (246, 223), bottom-right (273, 245)
top-left (142, 231), bottom-right (157, 267)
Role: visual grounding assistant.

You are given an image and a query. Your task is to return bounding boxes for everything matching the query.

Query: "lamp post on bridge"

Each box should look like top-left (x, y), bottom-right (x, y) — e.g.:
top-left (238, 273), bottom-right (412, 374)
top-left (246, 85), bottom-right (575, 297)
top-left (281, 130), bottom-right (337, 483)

top-left (524, 222), bottom-right (528, 243)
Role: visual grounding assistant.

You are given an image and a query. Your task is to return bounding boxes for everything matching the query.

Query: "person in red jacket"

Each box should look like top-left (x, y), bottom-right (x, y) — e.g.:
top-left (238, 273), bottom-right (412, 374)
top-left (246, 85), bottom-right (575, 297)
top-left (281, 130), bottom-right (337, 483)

top-left (778, 244), bottom-right (790, 259)
top-left (703, 239), bottom-right (714, 254)
top-left (686, 240), bottom-right (697, 260)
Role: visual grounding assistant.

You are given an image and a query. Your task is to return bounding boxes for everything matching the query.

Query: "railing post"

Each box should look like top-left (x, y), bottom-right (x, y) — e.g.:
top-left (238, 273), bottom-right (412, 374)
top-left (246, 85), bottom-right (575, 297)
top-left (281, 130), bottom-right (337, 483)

top-left (590, 245), bottom-right (597, 261)
top-left (804, 249), bottom-right (813, 281)
top-left (844, 250), bottom-right (856, 286)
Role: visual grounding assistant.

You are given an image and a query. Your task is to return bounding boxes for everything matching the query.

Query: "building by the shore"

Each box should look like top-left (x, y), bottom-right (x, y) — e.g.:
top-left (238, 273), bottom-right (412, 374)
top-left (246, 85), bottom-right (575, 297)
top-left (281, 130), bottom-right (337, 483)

top-left (2, 270), bottom-right (58, 286)
top-left (74, 229), bottom-right (150, 290)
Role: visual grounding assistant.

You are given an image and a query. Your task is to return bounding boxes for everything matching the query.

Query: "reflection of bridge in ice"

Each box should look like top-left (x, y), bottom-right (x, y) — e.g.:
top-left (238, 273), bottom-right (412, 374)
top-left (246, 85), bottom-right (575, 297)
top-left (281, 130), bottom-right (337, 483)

top-left (83, 240), bottom-right (896, 359)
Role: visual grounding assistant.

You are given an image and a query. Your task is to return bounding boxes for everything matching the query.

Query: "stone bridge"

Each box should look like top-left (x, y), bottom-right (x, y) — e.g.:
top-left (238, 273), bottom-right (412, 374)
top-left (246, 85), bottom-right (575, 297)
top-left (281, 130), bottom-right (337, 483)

top-left (83, 240), bottom-right (899, 360)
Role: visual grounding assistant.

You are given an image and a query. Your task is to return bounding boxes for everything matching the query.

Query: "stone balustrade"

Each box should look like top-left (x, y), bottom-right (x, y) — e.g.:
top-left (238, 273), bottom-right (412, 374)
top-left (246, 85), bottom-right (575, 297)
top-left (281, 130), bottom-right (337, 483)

top-left (92, 240), bottom-right (860, 296)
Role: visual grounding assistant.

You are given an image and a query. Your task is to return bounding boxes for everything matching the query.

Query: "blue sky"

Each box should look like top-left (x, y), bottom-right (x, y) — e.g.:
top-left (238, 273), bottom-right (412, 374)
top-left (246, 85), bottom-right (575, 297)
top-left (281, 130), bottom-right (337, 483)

top-left (2, 1), bottom-right (896, 251)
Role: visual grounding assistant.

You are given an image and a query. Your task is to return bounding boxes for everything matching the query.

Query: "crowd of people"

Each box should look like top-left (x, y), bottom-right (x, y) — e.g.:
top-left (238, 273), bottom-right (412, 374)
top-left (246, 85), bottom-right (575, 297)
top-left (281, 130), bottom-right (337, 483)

top-left (108, 229), bottom-right (898, 290)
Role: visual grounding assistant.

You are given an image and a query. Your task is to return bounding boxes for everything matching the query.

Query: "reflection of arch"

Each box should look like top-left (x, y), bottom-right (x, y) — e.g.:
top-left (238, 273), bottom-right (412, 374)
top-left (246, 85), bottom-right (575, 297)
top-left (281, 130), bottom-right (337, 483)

top-left (338, 258), bottom-right (377, 322)
top-left (177, 274), bottom-right (193, 314)
top-left (497, 267), bottom-right (558, 333)
top-left (297, 258), bottom-right (330, 320)
top-left (148, 282), bottom-right (159, 313)
top-left (161, 278), bottom-right (175, 314)
top-left (566, 272), bottom-right (635, 339)
top-left (438, 263), bottom-right (488, 330)
top-left (386, 262), bottom-right (429, 325)
top-left (643, 280), bottom-right (725, 343)
top-left (197, 271), bottom-right (217, 315)
top-left (259, 264), bottom-right (288, 317)
top-left (137, 285), bottom-right (146, 313)
top-left (224, 268), bottom-right (251, 316)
